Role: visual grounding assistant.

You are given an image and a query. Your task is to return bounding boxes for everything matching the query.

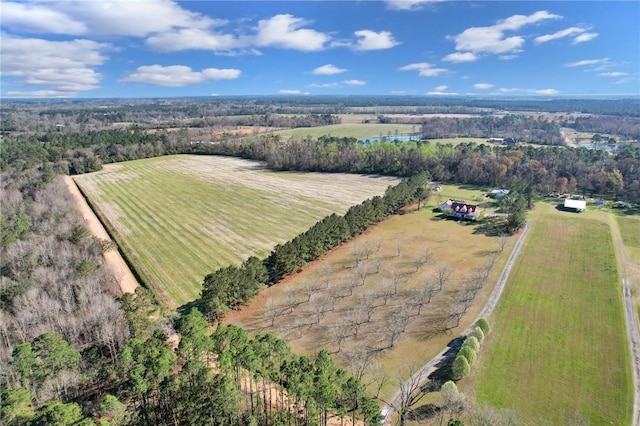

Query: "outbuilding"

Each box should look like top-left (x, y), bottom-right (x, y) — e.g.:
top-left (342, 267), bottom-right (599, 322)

top-left (564, 199), bottom-right (586, 212)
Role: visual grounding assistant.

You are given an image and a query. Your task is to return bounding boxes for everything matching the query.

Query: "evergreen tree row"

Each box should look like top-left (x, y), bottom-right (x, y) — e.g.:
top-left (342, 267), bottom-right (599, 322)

top-left (201, 172), bottom-right (430, 320)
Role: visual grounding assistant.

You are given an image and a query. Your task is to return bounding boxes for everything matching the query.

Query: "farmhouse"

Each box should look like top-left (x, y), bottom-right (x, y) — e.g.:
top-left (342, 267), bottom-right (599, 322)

top-left (448, 201), bottom-right (481, 221)
top-left (564, 199), bottom-right (586, 212)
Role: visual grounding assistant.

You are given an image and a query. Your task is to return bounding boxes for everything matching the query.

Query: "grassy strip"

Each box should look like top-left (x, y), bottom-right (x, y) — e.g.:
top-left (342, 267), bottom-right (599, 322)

top-left (616, 215), bottom-right (640, 248)
top-left (474, 214), bottom-right (632, 424)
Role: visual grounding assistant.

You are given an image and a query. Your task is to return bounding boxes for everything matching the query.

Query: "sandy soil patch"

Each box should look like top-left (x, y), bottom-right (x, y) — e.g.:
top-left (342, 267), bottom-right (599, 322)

top-left (63, 175), bottom-right (138, 294)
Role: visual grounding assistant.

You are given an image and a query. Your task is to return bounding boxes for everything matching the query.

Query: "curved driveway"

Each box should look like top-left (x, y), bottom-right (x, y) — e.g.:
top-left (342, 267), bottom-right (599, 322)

top-left (382, 221), bottom-right (531, 423)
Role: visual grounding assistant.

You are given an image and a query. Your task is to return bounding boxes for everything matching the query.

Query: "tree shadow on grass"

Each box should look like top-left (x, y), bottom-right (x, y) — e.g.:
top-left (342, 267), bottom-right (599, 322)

top-left (471, 216), bottom-right (507, 237)
top-left (177, 298), bottom-right (205, 318)
top-left (427, 336), bottom-right (466, 383)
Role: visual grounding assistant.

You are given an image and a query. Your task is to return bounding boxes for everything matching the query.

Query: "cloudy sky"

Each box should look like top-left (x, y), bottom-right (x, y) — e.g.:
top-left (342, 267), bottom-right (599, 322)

top-left (1, 0), bottom-right (638, 98)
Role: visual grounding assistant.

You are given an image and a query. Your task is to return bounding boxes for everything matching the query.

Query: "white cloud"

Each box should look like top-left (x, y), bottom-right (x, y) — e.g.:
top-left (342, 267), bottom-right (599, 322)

top-left (474, 83), bottom-right (494, 89)
top-left (312, 64), bottom-right (347, 75)
top-left (354, 30), bottom-right (399, 51)
top-left (308, 82), bottom-right (341, 88)
top-left (1, 0), bottom-right (214, 37)
top-left (493, 11), bottom-right (561, 31)
top-left (448, 10), bottom-right (561, 59)
top-left (146, 28), bottom-right (242, 53)
top-left (498, 54), bottom-right (519, 60)
top-left (427, 86), bottom-right (458, 95)
top-left (442, 52), bottom-right (478, 63)
top-left (534, 26), bottom-right (586, 44)
top-left (498, 87), bottom-right (559, 95)
top-left (279, 89), bottom-right (302, 94)
top-left (1, 2), bottom-right (87, 34)
top-left (564, 58), bottom-right (610, 67)
top-left (599, 72), bottom-right (629, 77)
top-left (573, 32), bottom-right (598, 44)
top-left (0, 34), bottom-right (110, 96)
top-left (535, 89), bottom-right (559, 95)
top-left (121, 65), bottom-right (241, 87)
top-left (385, 0), bottom-right (444, 11)
top-left (255, 14), bottom-right (330, 51)
top-left (398, 62), bottom-right (448, 77)
top-left (307, 80), bottom-right (366, 89)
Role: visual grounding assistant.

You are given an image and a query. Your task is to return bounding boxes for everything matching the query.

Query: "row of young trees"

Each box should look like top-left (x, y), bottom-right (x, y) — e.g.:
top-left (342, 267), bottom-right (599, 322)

top-left (200, 172), bottom-right (431, 319)
top-left (451, 319), bottom-right (491, 381)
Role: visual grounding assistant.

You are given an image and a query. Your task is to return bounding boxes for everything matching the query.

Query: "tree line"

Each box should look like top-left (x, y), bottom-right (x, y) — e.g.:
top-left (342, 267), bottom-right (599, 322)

top-left (198, 135), bottom-right (640, 202)
top-left (200, 172), bottom-right (431, 320)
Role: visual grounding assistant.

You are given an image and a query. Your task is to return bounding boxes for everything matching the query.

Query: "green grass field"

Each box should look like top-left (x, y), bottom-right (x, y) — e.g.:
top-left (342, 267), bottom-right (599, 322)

top-left (473, 213), bottom-right (632, 425)
top-left (74, 155), bottom-right (399, 308)
top-left (268, 123), bottom-right (417, 140)
top-left (616, 215), bottom-right (640, 248)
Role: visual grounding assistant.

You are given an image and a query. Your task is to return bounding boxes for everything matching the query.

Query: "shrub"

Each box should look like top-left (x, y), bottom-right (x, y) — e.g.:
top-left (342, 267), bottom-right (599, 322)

top-left (462, 336), bottom-right (480, 351)
top-left (459, 346), bottom-right (476, 366)
top-left (452, 355), bottom-right (471, 380)
top-left (475, 318), bottom-right (491, 336)
top-left (468, 326), bottom-right (485, 344)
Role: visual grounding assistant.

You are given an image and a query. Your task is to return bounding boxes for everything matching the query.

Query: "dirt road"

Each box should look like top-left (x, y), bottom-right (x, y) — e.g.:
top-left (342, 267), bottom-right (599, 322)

top-left (607, 215), bottom-right (640, 426)
top-left (381, 222), bottom-right (531, 423)
top-left (63, 175), bottom-right (139, 294)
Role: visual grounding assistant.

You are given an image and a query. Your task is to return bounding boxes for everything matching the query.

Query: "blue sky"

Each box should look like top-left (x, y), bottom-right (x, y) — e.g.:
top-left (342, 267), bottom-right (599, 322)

top-left (1, 0), bottom-right (638, 98)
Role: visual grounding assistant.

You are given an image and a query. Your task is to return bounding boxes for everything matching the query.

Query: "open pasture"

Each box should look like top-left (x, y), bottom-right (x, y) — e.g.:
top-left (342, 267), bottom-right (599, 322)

top-left (74, 155), bottom-right (399, 308)
top-left (227, 187), bottom-right (516, 401)
top-left (268, 123), bottom-right (417, 140)
top-left (473, 213), bottom-right (632, 425)
top-left (617, 215), bottom-right (640, 249)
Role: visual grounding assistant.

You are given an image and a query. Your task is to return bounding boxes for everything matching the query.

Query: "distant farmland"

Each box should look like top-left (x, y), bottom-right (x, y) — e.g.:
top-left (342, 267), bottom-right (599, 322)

top-left (474, 211), bottom-right (632, 424)
top-left (268, 123), bottom-right (417, 140)
top-left (74, 155), bottom-right (399, 307)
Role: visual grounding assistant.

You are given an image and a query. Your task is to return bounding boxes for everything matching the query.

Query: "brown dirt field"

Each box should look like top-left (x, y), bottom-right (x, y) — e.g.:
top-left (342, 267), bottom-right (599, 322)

top-left (63, 175), bottom-right (138, 294)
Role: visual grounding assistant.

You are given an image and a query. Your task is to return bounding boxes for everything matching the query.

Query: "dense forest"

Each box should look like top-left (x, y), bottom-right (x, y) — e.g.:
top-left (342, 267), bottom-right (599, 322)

top-left (1, 98), bottom-right (639, 425)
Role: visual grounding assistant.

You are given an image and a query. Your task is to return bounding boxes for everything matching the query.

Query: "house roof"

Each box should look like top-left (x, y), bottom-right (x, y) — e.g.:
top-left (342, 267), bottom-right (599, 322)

top-left (564, 199), bottom-right (586, 209)
top-left (450, 201), bottom-right (480, 214)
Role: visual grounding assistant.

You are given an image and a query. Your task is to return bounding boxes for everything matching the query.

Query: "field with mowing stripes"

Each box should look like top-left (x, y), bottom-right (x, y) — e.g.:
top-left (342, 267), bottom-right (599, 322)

top-left (74, 155), bottom-right (399, 307)
top-left (616, 215), bottom-right (640, 249)
top-left (473, 211), bottom-right (632, 425)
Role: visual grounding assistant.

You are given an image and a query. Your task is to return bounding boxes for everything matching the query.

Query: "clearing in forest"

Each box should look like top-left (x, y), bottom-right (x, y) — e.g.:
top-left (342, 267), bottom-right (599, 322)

top-left (227, 184), bottom-right (516, 402)
top-left (472, 206), bottom-right (632, 425)
top-left (73, 155), bottom-right (399, 308)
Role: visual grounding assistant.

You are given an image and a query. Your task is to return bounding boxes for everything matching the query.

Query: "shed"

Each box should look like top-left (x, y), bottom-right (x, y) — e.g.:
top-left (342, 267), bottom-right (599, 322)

top-left (564, 199), bottom-right (586, 212)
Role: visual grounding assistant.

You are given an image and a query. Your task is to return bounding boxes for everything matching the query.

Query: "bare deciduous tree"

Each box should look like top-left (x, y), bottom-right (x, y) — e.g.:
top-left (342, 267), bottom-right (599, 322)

top-left (435, 263), bottom-right (453, 291)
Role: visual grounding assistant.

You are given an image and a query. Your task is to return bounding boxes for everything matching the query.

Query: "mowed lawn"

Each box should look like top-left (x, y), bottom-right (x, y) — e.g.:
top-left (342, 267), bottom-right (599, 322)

top-left (616, 215), bottom-right (640, 248)
top-left (474, 213), bottom-right (632, 424)
top-left (74, 155), bottom-right (399, 307)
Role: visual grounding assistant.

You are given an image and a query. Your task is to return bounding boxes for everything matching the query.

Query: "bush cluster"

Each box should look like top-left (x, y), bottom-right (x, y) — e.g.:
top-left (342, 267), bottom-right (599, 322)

top-left (452, 318), bottom-right (491, 380)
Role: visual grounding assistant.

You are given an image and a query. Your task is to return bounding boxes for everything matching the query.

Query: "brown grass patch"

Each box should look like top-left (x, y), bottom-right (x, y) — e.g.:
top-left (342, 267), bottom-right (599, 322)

top-left (227, 201), bottom-right (516, 401)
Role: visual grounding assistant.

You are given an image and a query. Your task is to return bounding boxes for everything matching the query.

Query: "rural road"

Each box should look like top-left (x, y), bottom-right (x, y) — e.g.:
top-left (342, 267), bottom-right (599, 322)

top-left (607, 215), bottom-right (640, 426)
top-left (623, 280), bottom-right (640, 426)
top-left (63, 175), bottom-right (139, 294)
top-left (381, 221), bottom-right (531, 423)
